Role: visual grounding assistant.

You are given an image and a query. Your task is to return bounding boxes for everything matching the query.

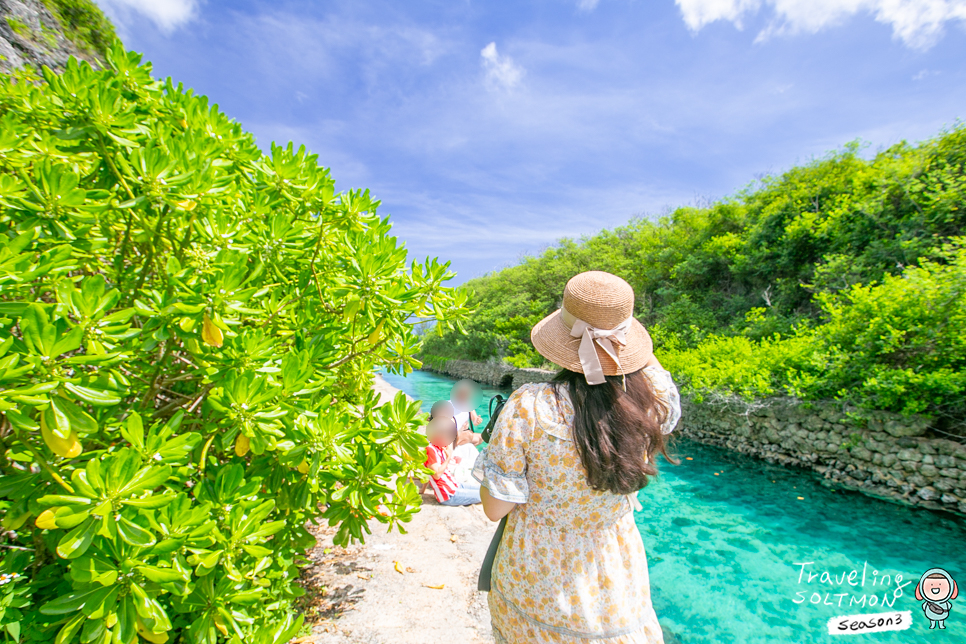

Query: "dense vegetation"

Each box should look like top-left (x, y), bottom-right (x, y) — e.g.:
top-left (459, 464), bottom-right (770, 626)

top-left (0, 48), bottom-right (467, 643)
top-left (42, 0), bottom-right (118, 61)
top-left (422, 130), bottom-right (966, 434)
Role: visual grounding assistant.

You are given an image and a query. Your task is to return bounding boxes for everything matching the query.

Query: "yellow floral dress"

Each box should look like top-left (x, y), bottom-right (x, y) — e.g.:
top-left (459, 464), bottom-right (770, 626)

top-left (472, 367), bottom-right (681, 644)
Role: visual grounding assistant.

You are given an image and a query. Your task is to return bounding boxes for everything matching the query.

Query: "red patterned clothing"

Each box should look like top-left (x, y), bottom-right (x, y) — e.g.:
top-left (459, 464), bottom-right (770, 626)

top-left (425, 444), bottom-right (457, 503)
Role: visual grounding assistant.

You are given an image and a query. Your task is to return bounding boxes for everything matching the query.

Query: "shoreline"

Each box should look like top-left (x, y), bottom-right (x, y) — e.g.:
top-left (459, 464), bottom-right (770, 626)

top-left (422, 359), bottom-right (966, 517)
top-left (302, 374), bottom-right (494, 643)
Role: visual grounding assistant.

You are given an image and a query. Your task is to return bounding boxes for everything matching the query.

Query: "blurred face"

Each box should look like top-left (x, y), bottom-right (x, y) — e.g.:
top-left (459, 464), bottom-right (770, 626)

top-left (451, 381), bottom-right (476, 411)
top-left (430, 401), bottom-right (455, 419)
top-left (427, 417), bottom-right (456, 447)
top-left (924, 576), bottom-right (951, 600)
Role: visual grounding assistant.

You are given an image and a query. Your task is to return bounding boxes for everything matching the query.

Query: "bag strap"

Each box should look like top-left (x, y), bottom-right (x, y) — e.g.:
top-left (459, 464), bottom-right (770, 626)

top-left (477, 392), bottom-right (510, 592)
top-left (481, 394), bottom-right (507, 443)
top-left (477, 515), bottom-right (507, 592)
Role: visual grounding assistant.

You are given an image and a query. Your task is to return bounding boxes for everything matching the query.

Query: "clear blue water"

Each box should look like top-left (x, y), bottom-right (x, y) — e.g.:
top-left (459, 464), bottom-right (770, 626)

top-left (383, 369), bottom-right (966, 643)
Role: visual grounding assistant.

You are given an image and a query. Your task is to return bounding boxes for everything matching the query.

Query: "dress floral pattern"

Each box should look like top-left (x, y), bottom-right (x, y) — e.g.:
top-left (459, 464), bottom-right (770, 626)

top-left (472, 367), bottom-right (681, 644)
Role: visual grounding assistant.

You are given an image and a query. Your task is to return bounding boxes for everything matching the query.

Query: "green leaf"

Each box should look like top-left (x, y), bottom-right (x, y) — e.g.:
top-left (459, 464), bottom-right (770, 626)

top-left (56, 517), bottom-right (97, 559)
top-left (55, 397), bottom-right (98, 434)
top-left (116, 515), bottom-right (155, 547)
top-left (19, 304), bottom-right (49, 356)
top-left (121, 493), bottom-right (176, 509)
top-left (70, 556), bottom-right (119, 586)
top-left (40, 585), bottom-right (105, 615)
top-left (118, 464), bottom-right (171, 497)
top-left (55, 614), bottom-right (85, 644)
top-left (43, 402), bottom-right (71, 441)
top-left (114, 596), bottom-right (137, 644)
top-left (122, 412), bottom-right (144, 450)
top-left (63, 383), bottom-right (122, 406)
top-left (136, 565), bottom-right (184, 583)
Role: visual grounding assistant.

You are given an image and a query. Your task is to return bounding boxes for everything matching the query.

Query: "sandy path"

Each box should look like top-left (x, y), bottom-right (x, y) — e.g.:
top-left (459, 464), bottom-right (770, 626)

top-left (300, 374), bottom-right (495, 643)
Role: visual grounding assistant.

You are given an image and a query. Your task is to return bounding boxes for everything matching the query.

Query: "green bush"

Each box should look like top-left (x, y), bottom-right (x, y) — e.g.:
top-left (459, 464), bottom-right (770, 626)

top-left (661, 243), bottom-right (966, 425)
top-left (661, 331), bottom-right (817, 402)
top-left (0, 48), bottom-right (468, 643)
top-left (802, 241), bottom-right (966, 418)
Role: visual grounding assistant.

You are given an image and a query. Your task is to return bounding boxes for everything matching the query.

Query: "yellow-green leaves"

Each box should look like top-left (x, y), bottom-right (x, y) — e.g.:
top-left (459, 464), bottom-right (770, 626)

top-left (201, 312), bottom-right (223, 347)
top-left (0, 42), bottom-right (466, 644)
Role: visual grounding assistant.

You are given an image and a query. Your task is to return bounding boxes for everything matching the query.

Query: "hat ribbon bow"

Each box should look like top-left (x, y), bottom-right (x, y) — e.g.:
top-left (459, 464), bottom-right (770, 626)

top-left (569, 314), bottom-right (633, 385)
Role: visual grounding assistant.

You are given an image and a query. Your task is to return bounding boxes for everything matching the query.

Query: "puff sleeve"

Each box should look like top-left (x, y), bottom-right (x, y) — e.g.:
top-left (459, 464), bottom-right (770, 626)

top-left (644, 366), bottom-right (681, 434)
top-left (471, 385), bottom-right (536, 504)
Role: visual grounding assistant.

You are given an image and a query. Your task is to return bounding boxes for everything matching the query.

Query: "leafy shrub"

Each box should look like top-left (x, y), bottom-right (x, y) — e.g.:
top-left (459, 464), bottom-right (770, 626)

top-left (661, 332), bottom-right (817, 402)
top-left (0, 48), bottom-right (468, 643)
top-left (661, 242), bottom-right (966, 425)
top-left (802, 241), bottom-right (966, 419)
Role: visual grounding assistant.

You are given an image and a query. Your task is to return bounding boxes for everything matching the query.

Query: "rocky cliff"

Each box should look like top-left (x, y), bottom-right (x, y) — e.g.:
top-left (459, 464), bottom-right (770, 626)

top-left (0, 0), bottom-right (114, 74)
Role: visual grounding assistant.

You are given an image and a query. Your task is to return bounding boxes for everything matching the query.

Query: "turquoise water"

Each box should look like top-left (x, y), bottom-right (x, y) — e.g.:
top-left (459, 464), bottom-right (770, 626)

top-left (381, 369), bottom-right (507, 434)
top-left (384, 369), bottom-right (966, 643)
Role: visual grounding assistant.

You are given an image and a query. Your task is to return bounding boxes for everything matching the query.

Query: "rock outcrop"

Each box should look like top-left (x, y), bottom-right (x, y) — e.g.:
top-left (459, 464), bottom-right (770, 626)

top-left (0, 0), bottom-right (109, 74)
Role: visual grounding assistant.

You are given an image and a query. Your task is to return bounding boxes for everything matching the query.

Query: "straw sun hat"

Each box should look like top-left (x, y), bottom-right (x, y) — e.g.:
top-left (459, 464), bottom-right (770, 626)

top-left (531, 271), bottom-right (653, 385)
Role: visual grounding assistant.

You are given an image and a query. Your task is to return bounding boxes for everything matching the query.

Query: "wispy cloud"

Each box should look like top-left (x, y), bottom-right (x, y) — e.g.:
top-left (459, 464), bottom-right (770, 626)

top-left (577, 0), bottom-right (603, 11)
top-left (480, 42), bottom-right (525, 91)
top-left (98, 0), bottom-right (200, 33)
top-left (675, 0), bottom-right (966, 49)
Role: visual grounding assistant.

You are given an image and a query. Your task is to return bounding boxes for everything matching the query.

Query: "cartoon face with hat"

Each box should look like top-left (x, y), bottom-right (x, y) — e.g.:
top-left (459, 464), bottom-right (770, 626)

top-left (916, 567), bottom-right (958, 629)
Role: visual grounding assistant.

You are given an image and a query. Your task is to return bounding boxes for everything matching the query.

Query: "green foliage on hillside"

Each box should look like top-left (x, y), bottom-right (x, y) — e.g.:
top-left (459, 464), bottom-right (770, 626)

top-left (423, 128), bottom-right (966, 431)
top-left (42, 0), bottom-right (118, 60)
top-left (0, 48), bottom-right (468, 643)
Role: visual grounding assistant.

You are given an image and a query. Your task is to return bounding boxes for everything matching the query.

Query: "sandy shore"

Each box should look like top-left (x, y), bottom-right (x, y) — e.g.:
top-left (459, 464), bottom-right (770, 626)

top-left (299, 374), bottom-right (495, 643)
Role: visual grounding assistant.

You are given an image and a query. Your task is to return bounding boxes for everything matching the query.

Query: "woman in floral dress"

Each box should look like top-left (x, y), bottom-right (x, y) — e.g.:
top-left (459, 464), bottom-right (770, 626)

top-left (473, 271), bottom-right (681, 644)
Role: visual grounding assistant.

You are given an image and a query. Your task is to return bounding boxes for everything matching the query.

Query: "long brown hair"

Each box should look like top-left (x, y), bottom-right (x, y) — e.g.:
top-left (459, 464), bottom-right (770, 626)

top-left (552, 368), bottom-right (676, 494)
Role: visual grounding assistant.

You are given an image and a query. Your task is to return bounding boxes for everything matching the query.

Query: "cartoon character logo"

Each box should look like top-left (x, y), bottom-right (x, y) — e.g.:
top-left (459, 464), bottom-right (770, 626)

top-left (915, 568), bottom-right (958, 630)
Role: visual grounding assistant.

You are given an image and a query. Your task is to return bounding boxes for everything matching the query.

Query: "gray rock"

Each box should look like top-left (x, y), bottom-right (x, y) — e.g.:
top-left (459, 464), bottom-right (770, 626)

top-left (897, 448), bottom-right (922, 462)
top-left (882, 454), bottom-right (897, 467)
top-left (934, 454), bottom-right (957, 468)
top-left (919, 463), bottom-right (938, 478)
top-left (934, 478), bottom-right (957, 492)
top-left (941, 494), bottom-right (959, 505)
top-left (917, 487), bottom-right (939, 501)
top-left (909, 475), bottom-right (928, 488)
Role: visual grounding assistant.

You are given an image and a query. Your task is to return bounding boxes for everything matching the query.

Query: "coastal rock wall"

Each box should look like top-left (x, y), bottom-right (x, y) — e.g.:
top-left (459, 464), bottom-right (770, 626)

top-left (682, 396), bottom-right (966, 516)
top-left (422, 358), bottom-right (554, 390)
top-left (423, 359), bottom-right (966, 516)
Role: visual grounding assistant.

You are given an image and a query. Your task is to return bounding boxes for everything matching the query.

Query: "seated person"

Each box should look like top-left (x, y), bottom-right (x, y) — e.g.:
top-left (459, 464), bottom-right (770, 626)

top-left (450, 380), bottom-right (483, 481)
top-left (424, 409), bottom-right (481, 507)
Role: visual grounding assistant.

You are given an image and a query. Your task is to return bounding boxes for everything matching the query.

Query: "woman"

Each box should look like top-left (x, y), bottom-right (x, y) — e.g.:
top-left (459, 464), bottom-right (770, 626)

top-left (472, 271), bottom-right (681, 644)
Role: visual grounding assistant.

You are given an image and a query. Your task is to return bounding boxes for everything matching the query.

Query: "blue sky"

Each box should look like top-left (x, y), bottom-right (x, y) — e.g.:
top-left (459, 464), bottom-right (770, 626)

top-left (95, 0), bottom-right (966, 283)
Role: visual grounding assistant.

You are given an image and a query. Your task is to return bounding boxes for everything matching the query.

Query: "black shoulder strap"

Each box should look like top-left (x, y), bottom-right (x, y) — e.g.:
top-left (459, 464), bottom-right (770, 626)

top-left (481, 394), bottom-right (507, 443)
top-left (478, 515), bottom-right (507, 592)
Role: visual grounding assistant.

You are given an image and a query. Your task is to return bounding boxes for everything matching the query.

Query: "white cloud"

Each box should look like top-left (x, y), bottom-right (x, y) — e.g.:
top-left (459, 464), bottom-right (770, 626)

top-left (577, 0), bottom-right (603, 11)
top-left (97, 0), bottom-right (199, 33)
top-left (675, 0), bottom-right (966, 49)
top-left (480, 42), bottom-right (525, 91)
